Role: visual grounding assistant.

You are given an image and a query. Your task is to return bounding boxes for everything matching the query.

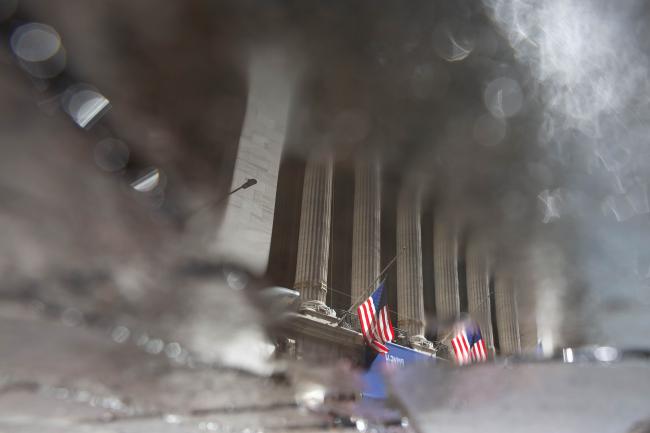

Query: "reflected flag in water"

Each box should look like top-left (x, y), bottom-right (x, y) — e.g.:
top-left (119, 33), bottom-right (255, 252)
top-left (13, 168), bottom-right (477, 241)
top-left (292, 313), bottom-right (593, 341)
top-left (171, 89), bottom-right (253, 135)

top-left (451, 320), bottom-right (488, 365)
top-left (357, 282), bottom-right (394, 354)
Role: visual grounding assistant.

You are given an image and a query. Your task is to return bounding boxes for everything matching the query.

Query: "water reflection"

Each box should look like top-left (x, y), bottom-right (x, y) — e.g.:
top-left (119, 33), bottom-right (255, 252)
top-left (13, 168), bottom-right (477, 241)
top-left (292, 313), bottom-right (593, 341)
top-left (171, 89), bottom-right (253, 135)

top-left (1, 1), bottom-right (650, 432)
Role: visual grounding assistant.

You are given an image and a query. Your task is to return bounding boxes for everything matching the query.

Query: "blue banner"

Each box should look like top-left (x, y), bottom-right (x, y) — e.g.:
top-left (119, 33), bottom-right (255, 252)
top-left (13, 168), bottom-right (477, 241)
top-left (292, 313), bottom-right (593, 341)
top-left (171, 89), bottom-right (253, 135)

top-left (362, 342), bottom-right (436, 399)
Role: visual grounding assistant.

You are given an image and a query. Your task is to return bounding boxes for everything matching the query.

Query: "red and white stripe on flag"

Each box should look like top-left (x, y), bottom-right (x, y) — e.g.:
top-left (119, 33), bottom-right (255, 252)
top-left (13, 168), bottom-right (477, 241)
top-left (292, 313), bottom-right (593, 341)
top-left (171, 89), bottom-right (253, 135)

top-left (471, 339), bottom-right (488, 362)
top-left (357, 297), bottom-right (394, 354)
top-left (451, 330), bottom-right (472, 365)
top-left (451, 328), bottom-right (488, 365)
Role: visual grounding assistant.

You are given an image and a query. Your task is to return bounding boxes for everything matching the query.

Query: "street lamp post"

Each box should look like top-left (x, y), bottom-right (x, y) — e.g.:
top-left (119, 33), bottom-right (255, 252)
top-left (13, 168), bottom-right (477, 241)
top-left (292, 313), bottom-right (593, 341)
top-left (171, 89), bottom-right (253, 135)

top-left (182, 178), bottom-right (258, 224)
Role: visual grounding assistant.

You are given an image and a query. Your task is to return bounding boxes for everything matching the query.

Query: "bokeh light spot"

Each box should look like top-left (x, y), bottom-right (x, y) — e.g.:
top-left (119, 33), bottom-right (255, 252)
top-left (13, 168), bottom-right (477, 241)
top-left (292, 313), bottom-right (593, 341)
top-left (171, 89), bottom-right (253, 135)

top-left (594, 346), bottom-right (619, 362)
top-left (130, 168), bottom-right (161, 193)
top-left (62, 84), bottom-right (111, 129)
top-left (10, 23), bottom-right (66, 78)
top-left (432, 23), bottom-right (474, 62)
top-left (484, 77), bottom-right (524, 118)
top-left (11, 23), bottom-right (61, 62)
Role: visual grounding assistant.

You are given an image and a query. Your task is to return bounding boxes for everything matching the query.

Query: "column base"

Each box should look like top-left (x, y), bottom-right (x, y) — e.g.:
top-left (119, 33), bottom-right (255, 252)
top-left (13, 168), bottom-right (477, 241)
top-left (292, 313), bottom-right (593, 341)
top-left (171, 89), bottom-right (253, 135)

top-left (298, 300), bottom-right (337, 318)
top-left (410, 336), bottom-right (437, 356)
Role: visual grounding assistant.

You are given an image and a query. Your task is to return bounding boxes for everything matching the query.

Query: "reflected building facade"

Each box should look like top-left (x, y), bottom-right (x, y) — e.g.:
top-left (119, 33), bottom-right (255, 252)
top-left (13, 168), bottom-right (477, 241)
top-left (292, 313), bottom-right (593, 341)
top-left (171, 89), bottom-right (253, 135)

top-left (267, 146), bottom-right (530, 364)
top-left (203, 3), bottom-right (539, 365)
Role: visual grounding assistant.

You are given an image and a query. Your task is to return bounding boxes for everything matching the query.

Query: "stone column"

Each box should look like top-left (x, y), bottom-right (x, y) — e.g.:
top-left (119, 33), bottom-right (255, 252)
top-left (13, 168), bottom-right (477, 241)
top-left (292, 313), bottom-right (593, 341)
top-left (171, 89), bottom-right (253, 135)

top-left (518, 281), bottom-right (538, 353)
top-left (494, 270), bottom-right (521, 355)
top-left (466, 237), bottom-right (495, 350)
top-left (351, 158), bottom-right (381, 303)
top-left (294, 152), bottom-right (334, 315)
top-left (433, 217), bottom-right (460, 324)
top-left (396, 186), bottom-right (425, 339)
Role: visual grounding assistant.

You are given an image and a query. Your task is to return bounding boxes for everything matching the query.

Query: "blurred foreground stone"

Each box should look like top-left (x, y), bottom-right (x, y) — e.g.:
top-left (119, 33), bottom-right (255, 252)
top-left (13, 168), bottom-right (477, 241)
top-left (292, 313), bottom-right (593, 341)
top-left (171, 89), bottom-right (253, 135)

top-left (0, 303), bottom-right (348, 433)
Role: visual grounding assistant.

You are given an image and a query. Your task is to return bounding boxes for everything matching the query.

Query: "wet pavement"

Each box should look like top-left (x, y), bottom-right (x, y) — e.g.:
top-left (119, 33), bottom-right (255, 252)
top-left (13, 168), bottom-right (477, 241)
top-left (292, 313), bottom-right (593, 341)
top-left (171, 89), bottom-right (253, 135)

top-left (0, 302), bottom-right (412, 433)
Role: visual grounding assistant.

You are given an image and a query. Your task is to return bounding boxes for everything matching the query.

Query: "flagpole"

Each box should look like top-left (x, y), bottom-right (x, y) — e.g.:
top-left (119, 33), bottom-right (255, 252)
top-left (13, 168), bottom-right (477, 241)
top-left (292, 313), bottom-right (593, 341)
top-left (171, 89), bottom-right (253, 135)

top-left (336, 246), bottom-right (405, 326)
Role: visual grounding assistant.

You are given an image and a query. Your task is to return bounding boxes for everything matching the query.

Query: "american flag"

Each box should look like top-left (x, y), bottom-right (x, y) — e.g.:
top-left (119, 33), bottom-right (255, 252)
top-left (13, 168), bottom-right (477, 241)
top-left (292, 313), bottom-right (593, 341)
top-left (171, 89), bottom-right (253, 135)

top-left (450, 321), bottom-right (488, 365)
top-left (356, 282), bottom-right (394, 354)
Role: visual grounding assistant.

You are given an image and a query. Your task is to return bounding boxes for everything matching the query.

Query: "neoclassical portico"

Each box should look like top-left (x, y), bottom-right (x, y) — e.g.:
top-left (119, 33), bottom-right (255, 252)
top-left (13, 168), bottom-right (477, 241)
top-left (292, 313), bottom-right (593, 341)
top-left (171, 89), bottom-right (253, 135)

top-left (283, 152), bottom-right (524, 357)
